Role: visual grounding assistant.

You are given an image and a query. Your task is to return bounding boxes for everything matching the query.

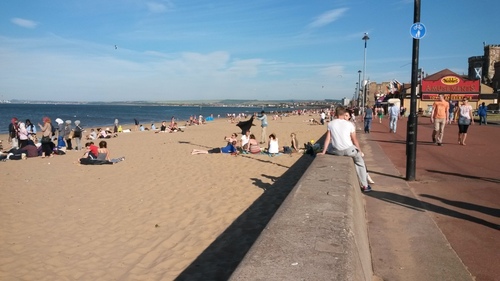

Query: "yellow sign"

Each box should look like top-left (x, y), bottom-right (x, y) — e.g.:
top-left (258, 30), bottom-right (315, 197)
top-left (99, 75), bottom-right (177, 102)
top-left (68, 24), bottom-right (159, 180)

top-left (441, 76), bottom-right (460, 85)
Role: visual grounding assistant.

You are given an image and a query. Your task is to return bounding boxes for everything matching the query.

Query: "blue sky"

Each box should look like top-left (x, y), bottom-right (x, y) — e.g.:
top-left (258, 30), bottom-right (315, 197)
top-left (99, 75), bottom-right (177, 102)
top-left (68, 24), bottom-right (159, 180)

top-left (0, 0), bottom-right (498, 102)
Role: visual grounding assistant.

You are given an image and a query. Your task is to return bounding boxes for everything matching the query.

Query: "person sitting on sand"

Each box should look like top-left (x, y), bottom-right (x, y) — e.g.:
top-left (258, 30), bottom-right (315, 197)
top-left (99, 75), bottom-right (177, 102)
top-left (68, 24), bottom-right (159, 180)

top-left (81, 141), bottom-right (99, 159)
top-left (96, 141), bottom-right (125, 163)
top-left (105, 127), bottom-right (118, 137)
top-left (240, 130), bottom-right (251, 152)
top-left (97, 128), bottom-right (112, 139)
top-left (157, 121), bottom-right (168, 133)
top-left (191, 140), bottom-right (238, 155)
top-left (247, 134), bottom-right (261, 154)
top-left (224, 133), bottom-right (238, 144)
top-left (267, 133), bottom-right (280, 156)
top-left (309, 118), bottom-right (322, 125)
top-left (168, 122), bottom-right (182, 132)
top-left (86, 129), bottom-right (97, 140)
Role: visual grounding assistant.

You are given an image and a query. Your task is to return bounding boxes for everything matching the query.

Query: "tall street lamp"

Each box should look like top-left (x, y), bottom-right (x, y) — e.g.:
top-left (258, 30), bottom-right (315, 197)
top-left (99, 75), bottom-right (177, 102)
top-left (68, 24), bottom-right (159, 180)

top-left (357, 70), bottom-right (362, 107)
top-left (362, 33), bottom-right (370, 112)
top-left (355, 82), bottom-right (359, 106)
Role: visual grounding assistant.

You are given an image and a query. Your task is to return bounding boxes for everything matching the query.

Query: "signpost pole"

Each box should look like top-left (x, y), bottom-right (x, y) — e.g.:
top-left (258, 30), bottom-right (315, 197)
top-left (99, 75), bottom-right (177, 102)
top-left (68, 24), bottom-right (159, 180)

top-left (406, 0), bottom-right (421, 181)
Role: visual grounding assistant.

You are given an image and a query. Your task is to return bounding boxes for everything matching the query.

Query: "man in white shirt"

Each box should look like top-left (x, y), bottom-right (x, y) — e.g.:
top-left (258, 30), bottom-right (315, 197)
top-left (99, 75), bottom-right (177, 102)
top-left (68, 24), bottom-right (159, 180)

top-left (320, 111), bottom-right (326, 125)
top-left (388, 103), bottom-right (400, 133)
top-left (319, 106), bottom-right (371, 192)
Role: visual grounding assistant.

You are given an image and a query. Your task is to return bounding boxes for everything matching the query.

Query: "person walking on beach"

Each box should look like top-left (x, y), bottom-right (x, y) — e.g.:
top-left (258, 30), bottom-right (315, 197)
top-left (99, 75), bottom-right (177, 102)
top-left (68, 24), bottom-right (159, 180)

top-left (363, 105), bottom-right (373, 133)
top-left (455, 98), bottom-right (474, 145)
top-left (478, 102), bottom-right (488, 125)
top-left (256, 110), bottom-right (268, 144)
top-left (431, 94), bottom-right (449, 146)
top-left (388, 103), bottom-right (400, 133)
top-left (319, 106), bottom-right (372, 193)
top-left (134, 118), bottom-right (139, 131)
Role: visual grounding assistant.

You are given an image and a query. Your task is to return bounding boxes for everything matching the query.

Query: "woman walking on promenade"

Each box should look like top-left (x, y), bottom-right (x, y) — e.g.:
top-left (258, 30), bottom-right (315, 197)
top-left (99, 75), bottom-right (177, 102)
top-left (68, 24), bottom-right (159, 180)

top-left (455, 98), bottom-right (474, 145)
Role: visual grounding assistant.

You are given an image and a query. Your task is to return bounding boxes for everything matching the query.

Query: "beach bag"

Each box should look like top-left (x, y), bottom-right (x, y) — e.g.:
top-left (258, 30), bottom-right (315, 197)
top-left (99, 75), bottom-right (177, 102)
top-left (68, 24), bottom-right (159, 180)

top-left (458, 116), bottom-right (471, 125)
top-left (50, 123), bottom-right (56, 136)
top-left (73, 126), bottom-right (82, 138)
top-left (41, 136), bottom-right (51, 143)
top-left (283, 146), bottom-right (292, 154)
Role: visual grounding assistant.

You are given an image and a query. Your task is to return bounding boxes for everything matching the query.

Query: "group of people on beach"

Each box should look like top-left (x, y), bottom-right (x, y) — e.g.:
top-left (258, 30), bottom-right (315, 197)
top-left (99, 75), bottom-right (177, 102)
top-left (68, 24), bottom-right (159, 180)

top-left (191, 111), bottom-right (301, 157)
top-left (1, 116), bottom-right (125, 163)
top-left (3, 116), bottom-right (79, 160)
top-left (191, 131), bottom-right (299, 156)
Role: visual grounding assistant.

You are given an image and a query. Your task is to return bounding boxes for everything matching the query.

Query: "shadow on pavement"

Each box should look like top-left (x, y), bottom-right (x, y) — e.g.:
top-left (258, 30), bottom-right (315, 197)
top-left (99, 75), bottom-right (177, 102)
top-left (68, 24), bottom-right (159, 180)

top-left (426, 169), bottom-right (500, 183)
top-left (419, 194), bottom-right (500, 217)
top-left (365, 191), bottom-right (500, 230)
top-left (367, 170), bottom-right (405, 181)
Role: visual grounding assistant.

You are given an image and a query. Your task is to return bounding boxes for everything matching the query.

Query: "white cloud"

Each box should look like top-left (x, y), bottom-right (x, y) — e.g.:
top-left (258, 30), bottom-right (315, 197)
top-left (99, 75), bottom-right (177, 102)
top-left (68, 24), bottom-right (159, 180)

top-left (318, 65), bottom-right (345, 78)
top-left (308, 8), bottom-right (348, 28)
top-left (146, 1), bottom-right (173, 13)
top-left (11, 18), bottom-right (38, 29)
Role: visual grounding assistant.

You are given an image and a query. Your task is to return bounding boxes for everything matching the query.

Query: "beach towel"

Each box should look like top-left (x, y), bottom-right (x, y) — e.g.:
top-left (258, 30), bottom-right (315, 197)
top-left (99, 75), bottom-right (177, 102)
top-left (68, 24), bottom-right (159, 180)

top-left (236, 116), bottom-right (255, 134)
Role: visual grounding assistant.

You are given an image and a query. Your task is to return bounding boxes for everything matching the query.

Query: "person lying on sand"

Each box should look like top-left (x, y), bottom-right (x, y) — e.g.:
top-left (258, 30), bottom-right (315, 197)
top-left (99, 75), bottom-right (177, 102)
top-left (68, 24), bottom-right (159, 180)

top-left (191, 141), bottom-right (238, 155)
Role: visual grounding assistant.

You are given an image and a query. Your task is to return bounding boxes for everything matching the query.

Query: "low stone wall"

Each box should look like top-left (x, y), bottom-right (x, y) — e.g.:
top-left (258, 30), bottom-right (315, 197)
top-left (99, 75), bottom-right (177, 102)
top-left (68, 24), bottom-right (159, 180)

top-left (229, 155), bottom-right (373, 280)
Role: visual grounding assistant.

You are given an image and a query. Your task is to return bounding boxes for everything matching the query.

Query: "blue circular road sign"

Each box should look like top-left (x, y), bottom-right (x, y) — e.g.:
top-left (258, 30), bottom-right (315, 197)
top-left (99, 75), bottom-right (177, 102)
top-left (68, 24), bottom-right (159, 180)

top-left (410, 22), bottom-right (426, 39)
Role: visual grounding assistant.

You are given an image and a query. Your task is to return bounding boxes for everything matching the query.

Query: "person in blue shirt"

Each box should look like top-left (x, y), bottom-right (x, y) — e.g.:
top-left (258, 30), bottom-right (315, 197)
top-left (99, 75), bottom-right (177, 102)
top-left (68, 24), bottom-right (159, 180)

top-left (478, 102), bottom-right (488, 125)
top-left (191, 141), bottom-right (238, 155)
top-left (448, 101), bottom-right (456, 124)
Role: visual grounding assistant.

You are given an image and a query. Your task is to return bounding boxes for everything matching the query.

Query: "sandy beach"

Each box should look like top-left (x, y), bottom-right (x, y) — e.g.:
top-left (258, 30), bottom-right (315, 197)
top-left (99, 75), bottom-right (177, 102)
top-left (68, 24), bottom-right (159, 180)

top-left (0, 114), bottom-right (326, 280)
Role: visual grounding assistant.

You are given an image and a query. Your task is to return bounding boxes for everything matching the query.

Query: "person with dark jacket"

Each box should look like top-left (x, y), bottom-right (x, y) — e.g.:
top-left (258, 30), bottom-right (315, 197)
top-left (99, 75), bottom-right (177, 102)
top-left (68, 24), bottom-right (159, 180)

top-left (478, 102), bottom-right (488, 125)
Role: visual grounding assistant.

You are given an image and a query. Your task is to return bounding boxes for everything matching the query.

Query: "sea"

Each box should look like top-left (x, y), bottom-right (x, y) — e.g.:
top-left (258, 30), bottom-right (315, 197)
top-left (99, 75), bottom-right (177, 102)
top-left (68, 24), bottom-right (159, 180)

top-left (0, 103), bottom-right (284, 134)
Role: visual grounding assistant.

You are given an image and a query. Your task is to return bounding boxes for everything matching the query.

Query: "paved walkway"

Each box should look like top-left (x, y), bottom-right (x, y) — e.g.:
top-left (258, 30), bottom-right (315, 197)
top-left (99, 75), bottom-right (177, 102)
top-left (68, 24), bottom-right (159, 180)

top-left (358, 116), bottom-right (499, 281)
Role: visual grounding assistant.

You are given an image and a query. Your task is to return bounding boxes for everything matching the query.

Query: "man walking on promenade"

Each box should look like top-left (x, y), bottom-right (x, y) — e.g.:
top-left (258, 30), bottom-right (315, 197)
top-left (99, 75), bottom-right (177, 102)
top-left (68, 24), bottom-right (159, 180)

top-left (256, 110), bottom-right (268, 144)
top-left (363, 105), bottom-right (373, 133)
top-left (319, 106), bottom-right (372, 193)
top-left (388, 103), bottom-right (400, 133)
top-left (431, 94), bottom-right (449, 146)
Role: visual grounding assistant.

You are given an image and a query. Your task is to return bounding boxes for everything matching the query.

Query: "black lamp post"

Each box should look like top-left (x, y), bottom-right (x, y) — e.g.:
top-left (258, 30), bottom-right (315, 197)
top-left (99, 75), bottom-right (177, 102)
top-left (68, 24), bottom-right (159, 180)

top-left (362, 33), bottom-right (370, 112)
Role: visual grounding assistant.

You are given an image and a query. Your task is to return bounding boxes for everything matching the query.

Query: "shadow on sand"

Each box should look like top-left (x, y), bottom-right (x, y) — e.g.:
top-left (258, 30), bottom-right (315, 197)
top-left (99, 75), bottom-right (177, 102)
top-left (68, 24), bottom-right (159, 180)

top-left (174, 137), bottom-right (324, 281)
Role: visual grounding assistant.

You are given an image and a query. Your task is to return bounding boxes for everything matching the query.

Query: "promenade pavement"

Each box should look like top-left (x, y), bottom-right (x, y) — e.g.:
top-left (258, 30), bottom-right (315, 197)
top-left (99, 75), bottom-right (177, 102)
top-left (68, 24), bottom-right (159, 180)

top-left (358, 116), bottom-right (499, 281)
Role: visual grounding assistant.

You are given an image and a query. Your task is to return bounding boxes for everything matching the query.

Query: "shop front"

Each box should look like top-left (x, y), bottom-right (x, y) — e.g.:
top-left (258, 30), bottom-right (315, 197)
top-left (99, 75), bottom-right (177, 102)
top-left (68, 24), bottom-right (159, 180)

top-left (403, 69), bottom-right (481, 115)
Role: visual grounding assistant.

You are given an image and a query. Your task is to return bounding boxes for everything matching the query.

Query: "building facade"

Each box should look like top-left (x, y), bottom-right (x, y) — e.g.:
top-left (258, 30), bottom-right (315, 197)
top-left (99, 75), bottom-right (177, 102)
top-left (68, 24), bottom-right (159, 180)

top-left (468, 44), bottom-right (500, 91)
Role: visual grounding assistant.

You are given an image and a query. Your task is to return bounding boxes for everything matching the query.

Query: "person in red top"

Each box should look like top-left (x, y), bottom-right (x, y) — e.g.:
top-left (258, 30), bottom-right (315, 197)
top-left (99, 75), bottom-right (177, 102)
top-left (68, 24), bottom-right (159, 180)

top-left (83, 142), bottom-right (99, 158)
top-left (431, 94), bottom-right (450, 146)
